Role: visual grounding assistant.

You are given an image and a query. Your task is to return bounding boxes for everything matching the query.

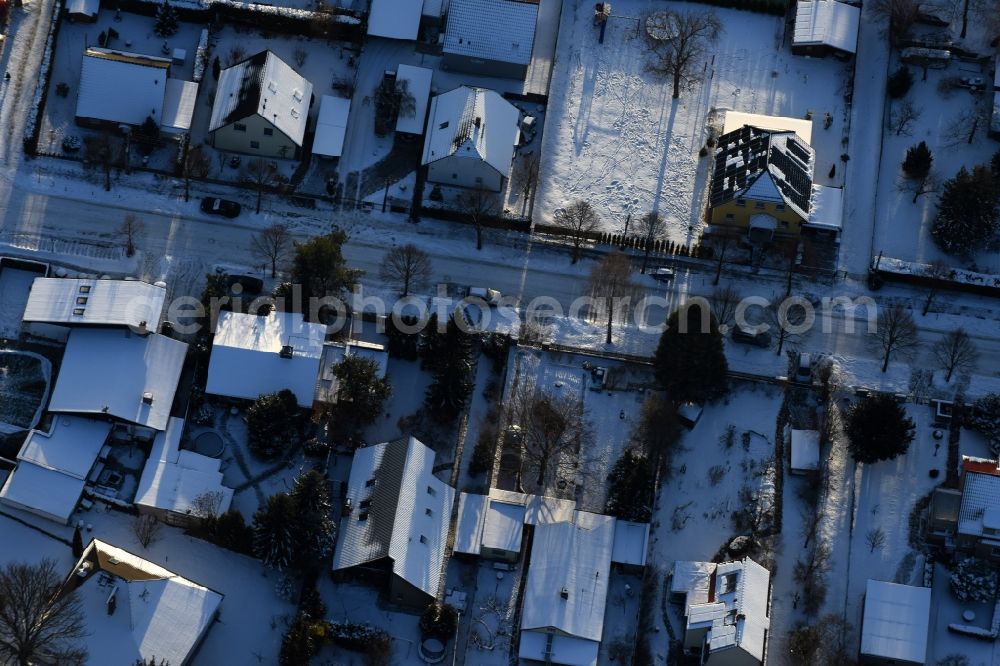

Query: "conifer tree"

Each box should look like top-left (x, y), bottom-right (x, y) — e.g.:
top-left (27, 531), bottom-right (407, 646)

top-left (653, 303), bottom-right (728, 404)
top-left (154, 1), bottom-right (178, 38)
top-left (252, 493), bottom-right (297, 570)
top-left (902, 141), bottom-right (932, 179)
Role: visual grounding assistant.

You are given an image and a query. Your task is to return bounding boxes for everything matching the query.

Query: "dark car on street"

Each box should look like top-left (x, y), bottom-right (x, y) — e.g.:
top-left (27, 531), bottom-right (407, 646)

top-left (200, 197), bottom-right (241, 218)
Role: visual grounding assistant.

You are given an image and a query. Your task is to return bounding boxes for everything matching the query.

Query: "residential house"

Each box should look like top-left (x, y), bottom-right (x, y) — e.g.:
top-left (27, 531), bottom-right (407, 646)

top-left (75, 48), bottom-right (197, 133)
top-left (931, 456), bottom-right (1000, 561)
top-left (421, 86), bottom-right (520, 191)
top-left (860, 580), bottom-right (930, 665)
top-left (21, 277), bottom-right (166, 341)
top-left (134, 417), bottom-right (234, 527)
top-left (453, 489), bottom-right (577, 563)
top-left (0, 416), bottom-right (112, 524)
top-left (331, 436), bottom-right (456, 609)
top-left (442, 0), bottom-right (539, 79)
top-left (710, 113), bottom-right (815, 242)
top-left (61, 539), bottom-right (223, 666)
top-left (47, 328), bottom-right (188, 432)
top-left (209, 50), bottom-right (314, 159)
top-left (205, 310), bottom-right (327, 408)
top-left (792, 0), bottom-right (861, 58)
top-left (672, 557), bottom-right (771, 665)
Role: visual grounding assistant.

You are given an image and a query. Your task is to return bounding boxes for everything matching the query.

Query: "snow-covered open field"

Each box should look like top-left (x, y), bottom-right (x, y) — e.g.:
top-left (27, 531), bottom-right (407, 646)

top-left (536, 0), bottom-right (852, 244)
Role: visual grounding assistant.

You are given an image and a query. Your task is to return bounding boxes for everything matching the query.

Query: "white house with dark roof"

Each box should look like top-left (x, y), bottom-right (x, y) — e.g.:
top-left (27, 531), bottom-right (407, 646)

top-left (331, 436), bottom-right (455, 609)
top-left (47, 328), bottom-right (186, 431)
top-left (674, 557), bottom-right (771, 665)
top-left (421, 86), bottom-right (520, 191)
top-left (62, 539), bottom-right (223, 666)
top-left (209, 50), bottom-right (314, 159)
top-left (22, 277), bottom-right (166, 340)
top-left (442, 0), bottom-right (539, 79)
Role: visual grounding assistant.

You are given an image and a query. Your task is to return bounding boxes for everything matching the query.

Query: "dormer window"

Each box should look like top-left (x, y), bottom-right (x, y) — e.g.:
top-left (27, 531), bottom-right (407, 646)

top-left (79, 285), bottom-right (92, 294)
top-left (426, 485), bottom-right (436, 496)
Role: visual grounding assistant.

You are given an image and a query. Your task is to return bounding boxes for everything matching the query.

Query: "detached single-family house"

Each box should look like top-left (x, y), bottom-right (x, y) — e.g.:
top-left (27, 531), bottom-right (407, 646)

top-left (792, 0), bottom-right (861, 58)
top-left (47, 328), bottom-right (188, 432)
top-left (61, 539), bottom-right (223, 666)
top-left (205, 310), bottom-right (327, 408)
top-left (331, 436), bottom-right (456, 609)
top-left (860, 580), bottom-right (931, 665)
top-left (929, 456), bottom-right (1000, 562)
top-left (0, 416), bottom-right (112, 524)
top-left (453, 489), bottom-right (577, 562)
top-left (442, 0), bottom-right (539, 79)
top-left (210, 50), bottom-right (314, 159)
top-left (673, 557), bottom-right (771, 665)
top-left (134, 417), bottom-right (234, 527)
top-left (21, 277), bottom-right (166, 341)
top-left (421, 86), bottom-right (520, 191)
top-left (710, 113), bottom-right (816, 243)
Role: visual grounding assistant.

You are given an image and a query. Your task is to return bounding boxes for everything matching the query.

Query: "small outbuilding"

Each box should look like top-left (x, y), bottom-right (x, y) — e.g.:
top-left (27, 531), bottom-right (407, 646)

top-left (442, 0), bottom-right (539, 80)
top-left (66, 0), bottom-right (99, 22)
top-left (792, 0), bottom-right (861, 57)
top-left (312, 95), bottom-right (351, 158)
top-left (790, 429), bottom-right (820, 474)
top-left (860, 580), bottom-right (931, 665)
top-left (394, 64), bottom-right (433, 136)
top-left (367, 0), bottom-right (422, 40)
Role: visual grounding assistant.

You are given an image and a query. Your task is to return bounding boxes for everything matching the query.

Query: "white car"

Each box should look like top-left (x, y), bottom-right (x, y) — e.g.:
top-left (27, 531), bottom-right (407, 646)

top-left (651, 267), bottom-right (675, 282)
top-left (468, 287), bottom-right (502, 305)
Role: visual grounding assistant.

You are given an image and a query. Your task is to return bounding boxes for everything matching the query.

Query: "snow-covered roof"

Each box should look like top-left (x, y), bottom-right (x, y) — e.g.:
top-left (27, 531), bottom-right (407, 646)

top-left (210, 50), bottom-right (313, 147)
top-left (135, 418), bottom-right (234, 517)
top-left (422, 86), bottom-right (520, 178)
top-left (722, 111), bottom-right (813, 144)
top-left (315, 339), bottom-right (389, 405)
top-left (860, 580), bottom-right (930, 663)
top-left (793, 0), bottom-right (860, 54)
top-left (66, 0), bottom-right (98, 16)
top-left (790, 429), bottom-right (820, 472)
top-left (76, 48), bottom-right (171, 126)
top-left (395, 64), bottom-right (433, 135)
top-left (70, 539), bottom-right (223, 666)
top-left (17, 416), bottom-right (111, 479)
top-left (483, 500), bottom-right (526, 553)
top-left (443, 0), bottom-right (538, 67)
top-left (313, 95), bottom-right (351, 157)
top-left (611, 520), bottom-right (649, 567)
top-left (488, 487), bottom-right (578, 524)
top-left (48, 329), bottom-right (187, 431)
top-left (454, 492), bottom-right (488, 555)
top-left (520, 512), bottom-right (615, 659)
top-left (0, 461), bottom-right (88, 524)
top-left (958, 462), bottom-right (1000, 537)
top-left (367, 0), bottom-right (422, 39)
top-left (807, 184), bottom-right (845, 230)
top-left (421, 0), bottom-right (442, 18)
top-left (681, 558), bottom-right (771, 662)
top-left (161, 78), bottom-right (199, 133)
top-left (332, 437), bottom-right (455, 599)
top-left (670, 561), bottom-right (716, 607)
top-left (22, 278), bottom-right (166, 328)
top-left (519, 630), bottom-right (599, 666)
top-left (206, 310), bottom-right (326, 408)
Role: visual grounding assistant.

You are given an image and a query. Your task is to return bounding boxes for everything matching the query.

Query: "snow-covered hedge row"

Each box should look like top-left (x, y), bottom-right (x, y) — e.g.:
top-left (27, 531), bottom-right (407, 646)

top-left (23, 1), bottom-right (63, 155)
top-left (192, 28), bottom-right (209, 83)
top-left (324, 622), bottom-right (390, 651)
top-left (947, 623), bottom-right (996, 640)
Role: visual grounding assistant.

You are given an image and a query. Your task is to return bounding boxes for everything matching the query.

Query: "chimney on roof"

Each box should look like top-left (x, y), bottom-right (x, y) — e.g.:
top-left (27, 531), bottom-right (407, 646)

top-left (142, 392), bottom-right (154, 406)
top-left (137, 320), bottom-right (148, 335)
top-left (474, 117), bottom-right (481, 128)
top-left (279, 345), bottom-right (294, 358)
top-left (560, 587), bottom-right (569, 600)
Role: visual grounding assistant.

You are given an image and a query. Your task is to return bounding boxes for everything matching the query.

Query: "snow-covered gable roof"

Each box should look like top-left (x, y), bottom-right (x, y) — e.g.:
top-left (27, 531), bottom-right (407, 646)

top-left (395, 64), bottom-right (434, 135)
top-left (790, 429), bottom-right (820, 472)
top-left (807, 184), bottom-right (844, 230)
top-left (48, 329), bottom-right (187, 431)
top-left (611, 520), bottom-right (649, 567)
top-left (711, 124), bottom-right (815, 219)
top-left (76, 48), bottom-right (171, 126)
top-left (332, 437), bottom-right (455, 599)
top-left (210, 50), bottom-right (313, 147)
top-left (161, 78), bottom-right (199, 133)
top-left (421, 86), bottom-right (520, 177)
top-left (958, 461), bottom-right (1000, 537)
top-left (793, 0), bottom-right (860, 54)
top-left (69, 540), bottom-right (223, 666)
top-left (313, 95), bottom-right (351, 157)
top-left (0, 462), bottom-right (88, 524)
top-left (520, 512), bottom-right (615, 665)
top-left (23, 278), bottom-right (166, 328)
top-left (443, 0), bottom-right (538, 67)
top-left (367, 0), bottom-right (422, 39)
top-left (860, 580), bottom-right (930, 663)
top-left (135, 418), bottom-right (233, 517)
top-left (206, 310), bottom-right (326, 408)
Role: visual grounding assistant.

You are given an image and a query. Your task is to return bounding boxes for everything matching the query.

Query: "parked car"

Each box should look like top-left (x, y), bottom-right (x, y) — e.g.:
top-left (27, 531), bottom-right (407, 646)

top-left (797, 353), bottom-right (812, 380)
top-left (958, 76), bottom-right (986, 90)
top-left (200, 197), bottom-right (241, 218)
top-left (468, 287), bottom-right (502, 305)
top-left (651, 267), bottom-right (675, 282)
top-left (731, 325), bottom-right (771, 348)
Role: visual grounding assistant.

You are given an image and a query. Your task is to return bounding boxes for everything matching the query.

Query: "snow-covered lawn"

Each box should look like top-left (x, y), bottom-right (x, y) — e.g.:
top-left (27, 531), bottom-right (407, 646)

top-left (537, 0), bottom-right (852, 243)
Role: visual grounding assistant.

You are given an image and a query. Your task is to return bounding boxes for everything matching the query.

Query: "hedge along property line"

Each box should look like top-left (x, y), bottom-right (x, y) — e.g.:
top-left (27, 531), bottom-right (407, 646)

top-left (24, 1), bottom-right (64, 156)
top-left (675, 0), bottom-right (789, 16)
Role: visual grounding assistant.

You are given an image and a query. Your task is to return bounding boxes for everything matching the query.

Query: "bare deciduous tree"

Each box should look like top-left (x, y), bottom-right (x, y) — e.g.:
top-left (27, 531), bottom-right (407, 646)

top-left (866, 527), bottom-right (887, 552)
top-left (508, 386), bottom-right (594, 491)
top-left (244, 158), bottom-right (283, 214)
top-left (183, 143), bottom-right (211, 202)
top-left (870, 0), bottom-right (920, 44)
top-left (708, 233), bottom-right (737, 285)
top-left (709, 285), bottom-right (741, 331)
top-left (132, 514), bottom-right (161, 549)
top-left (890, 100), bottom-right (921, 136)
top-left (874, 304), bottom-right (918, 372)
top-left (251, 223), bottom-right (292, 278)
top-left (636, 211), bottom-right (665, 274)
top-left (898, 170), bottom-right (938, 204)
top-left (942, 105), bottom-right (988, 149)
top-left (191, 490), bottom-right (226, 520)
top-left (379, 243), bottom-right (433, 297)
top-left (933, 328), bottom-right (979, 383)
top-left (514, 153), bottom-right (540, 217)
top-left (0, 559), bottom-right (87, 666)
top-left (85, 131), bottom-right (122, 192)
top-left (553, 200), bottom-right (601, 264)
top-left (645, 10), bottom-right (723, 99)
top-left (457, 185), bottom-right (499, 251)
top-left (119, 213), bottom-right (144, 258)
top-left (588, 251), bottom-right (637, 344)
top-left (921, 259), bottom-right (950, 315)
